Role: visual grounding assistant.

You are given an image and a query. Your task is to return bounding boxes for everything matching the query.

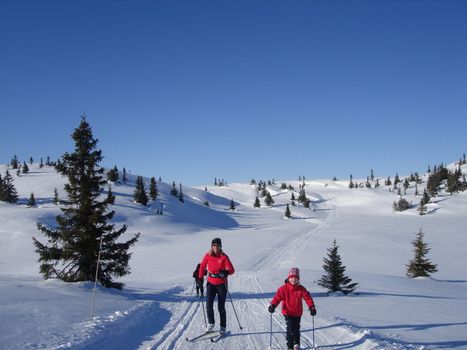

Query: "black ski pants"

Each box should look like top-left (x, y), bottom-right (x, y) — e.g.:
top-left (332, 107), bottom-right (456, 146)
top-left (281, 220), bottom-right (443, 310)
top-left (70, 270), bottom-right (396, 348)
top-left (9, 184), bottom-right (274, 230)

top-left (284, 315), bottom-right (301, 349)
top-left (206, 282), bottom-right (227, 328)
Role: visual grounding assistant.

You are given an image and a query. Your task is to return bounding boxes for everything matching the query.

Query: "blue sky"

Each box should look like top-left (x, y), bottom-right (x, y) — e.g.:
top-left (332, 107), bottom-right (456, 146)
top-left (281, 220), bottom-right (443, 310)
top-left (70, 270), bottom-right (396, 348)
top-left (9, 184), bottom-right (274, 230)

top-left (1, 0), bottom-right (466, 186)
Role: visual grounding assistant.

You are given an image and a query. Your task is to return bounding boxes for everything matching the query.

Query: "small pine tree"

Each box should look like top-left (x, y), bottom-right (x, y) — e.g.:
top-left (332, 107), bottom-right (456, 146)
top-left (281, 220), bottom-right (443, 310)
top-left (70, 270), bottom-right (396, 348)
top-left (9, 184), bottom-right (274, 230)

top-left (134, 176), bottom-right (148, 206)
top-left (122, 167), bottom-right (127, 184)
top-left (264, 192), bottom-right (274, 206)
top-left (170, 181), bottom-right (178, 196)
top-left (406, 229), bottom-right (438, 278)
top-left (28, 192), bottom-right (36, 207)
top-left (22, 161), bottom-right (29, 174)
top-left (385, 176), bottom-right (392, 186)
top-left (107, 165), bottom-right (119, 182)
top-left (253, 196), bottom-right (261, 208)
top-left (107, 185), bottom-right (115, 204)
top-left (317, 240), bottom-right (359, 294)
top-left (1, 170), bottom-right (18, 203)
top-left (0, 174), bottom-right (4, 201)
top-left (417, 199), bottom-right (427, 216)
top-left (394, 197), bottom-right (410, 211)
top-left (298, 185), bottom-right (307, 203)
top-left (421, 189), bottom-right (430, 205)
top-left (149, 177), bottom-right (158, 200)
top-left (178, 183), bottom-right (184, 203)
top-left (285, 204), bottom-right (291, 218)
top-left (53, 187), bottom-right (59, 205)
top-left (203, 200), bottom-right (210, 207)
top-left (10, 155), bottom-right (19, 169)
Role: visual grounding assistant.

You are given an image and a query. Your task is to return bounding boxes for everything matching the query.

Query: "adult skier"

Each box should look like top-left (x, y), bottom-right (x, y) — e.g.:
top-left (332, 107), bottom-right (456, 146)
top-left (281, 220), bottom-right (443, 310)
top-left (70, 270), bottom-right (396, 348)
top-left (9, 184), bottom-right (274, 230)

top-left (198, 237), bottom-right (235, 334)
top-left (192, 263), bottom-right (205, 297)
top-left (268, 267), bottom-right (317, 350)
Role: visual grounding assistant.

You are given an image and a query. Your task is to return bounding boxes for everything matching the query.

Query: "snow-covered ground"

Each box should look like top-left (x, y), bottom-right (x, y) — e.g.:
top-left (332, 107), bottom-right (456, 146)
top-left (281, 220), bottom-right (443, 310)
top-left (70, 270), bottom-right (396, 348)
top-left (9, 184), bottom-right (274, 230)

top-left (1, 162), bottom-right (467, 349)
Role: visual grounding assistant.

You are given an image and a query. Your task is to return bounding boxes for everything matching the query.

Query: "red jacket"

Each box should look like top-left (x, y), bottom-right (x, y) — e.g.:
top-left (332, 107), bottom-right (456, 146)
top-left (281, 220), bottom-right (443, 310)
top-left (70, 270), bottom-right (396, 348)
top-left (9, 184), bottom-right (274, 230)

top-left (271, 281), bottom-right (315, 317)
top-left (199, 250), bottom-right (235, 285)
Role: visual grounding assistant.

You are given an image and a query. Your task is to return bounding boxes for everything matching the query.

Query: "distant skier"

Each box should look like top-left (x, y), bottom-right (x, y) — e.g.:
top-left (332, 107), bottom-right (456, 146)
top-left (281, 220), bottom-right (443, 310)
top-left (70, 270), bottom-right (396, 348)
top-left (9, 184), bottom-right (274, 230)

top-left (268, 267), bottom-right (317, 350)
top-left (192, 263), bottom-right (205, 297)
top-left (198, 237), bottom-right (235, 334)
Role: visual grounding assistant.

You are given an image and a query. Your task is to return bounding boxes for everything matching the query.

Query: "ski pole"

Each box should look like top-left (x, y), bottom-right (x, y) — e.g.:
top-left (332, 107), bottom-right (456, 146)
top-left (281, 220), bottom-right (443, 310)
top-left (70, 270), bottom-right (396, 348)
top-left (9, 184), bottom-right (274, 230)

top-left (227, 287), bottom-right (243, 330)
top-left (201, 287), bottom-right (207, 327)
top-left (190, 279), bottom-right (196, 298)
top-left (91, 234), bottom-right (104, 318)
top-left (312, 315), bottom-right (316, 349)
top-left (269, 311), bottom-right (272, 349)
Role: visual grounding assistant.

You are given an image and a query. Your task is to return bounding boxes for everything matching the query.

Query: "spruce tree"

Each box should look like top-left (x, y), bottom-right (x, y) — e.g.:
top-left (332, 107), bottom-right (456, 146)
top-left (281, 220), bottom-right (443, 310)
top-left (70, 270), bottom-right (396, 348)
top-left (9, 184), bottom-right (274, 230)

top-left (317, 240), bottom-right (358, 294)
top-left (170, 181), bottom-right (178, 196)
top-left (348, 174), bottom-right (354, 189)
top-left (53, 187), bottom-right (59, 205)
top-left (122, 167), bottom-right (127, 184)
top-left (417, 199), bottom-right (427, 216)
top-left (285, 203), bottom-right (291, 218)
top-left (22, 161), bottom-right (29, 174)
top-left (33, 117), bottom-right (139, 289)
top-left (107, 165), bottom-right (119, 182)
top-left (10, 155), bottom-right (19, 169)
top-left (254, 196), bottom-right (261, 208)
top-left (406, 229), bottom-right (438, 278)
top-left (265, 192), bottom-right (274, 206)
top-left (178, 183), bottom-right (184, 203)
top-left (421, 189), bottom-right (430, 205)
top-left (107, 185), bottom-right (115, 204)
top-left (0, 174), bottom-right (3, 201)
top-left (134, 176), bottom-right (148, 206)
top-left (149, 177), bottom-right (158, 200)
top-left (28, 192), bottom-right (36, 207)
top-left (1, 170), bottom-right (18, 203)
top-left (298, 184), bottom-right (307, 203)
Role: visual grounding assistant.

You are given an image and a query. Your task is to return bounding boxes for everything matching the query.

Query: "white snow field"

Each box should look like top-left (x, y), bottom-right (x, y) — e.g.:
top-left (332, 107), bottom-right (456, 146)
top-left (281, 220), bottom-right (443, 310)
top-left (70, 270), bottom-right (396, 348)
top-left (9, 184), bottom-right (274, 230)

top-left (1, 162), bottom-right (466, 349)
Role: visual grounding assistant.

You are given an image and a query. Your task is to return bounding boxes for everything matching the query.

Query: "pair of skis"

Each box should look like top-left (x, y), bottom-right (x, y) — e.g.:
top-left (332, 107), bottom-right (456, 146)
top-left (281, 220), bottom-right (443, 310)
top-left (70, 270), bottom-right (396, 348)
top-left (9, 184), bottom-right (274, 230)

top-left (186, 330), bottom-right (229, 343)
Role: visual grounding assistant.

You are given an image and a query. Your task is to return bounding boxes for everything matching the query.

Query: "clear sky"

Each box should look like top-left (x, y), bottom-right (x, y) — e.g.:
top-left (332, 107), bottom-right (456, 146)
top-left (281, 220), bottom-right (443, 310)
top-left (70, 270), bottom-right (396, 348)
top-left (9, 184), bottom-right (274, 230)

top-left (1, 0), bottom-right (466, 186)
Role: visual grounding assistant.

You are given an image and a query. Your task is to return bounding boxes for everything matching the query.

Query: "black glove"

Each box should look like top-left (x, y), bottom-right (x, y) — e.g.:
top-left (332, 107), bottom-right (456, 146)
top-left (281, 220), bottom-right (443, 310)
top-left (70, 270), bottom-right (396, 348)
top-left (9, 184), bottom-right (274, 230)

top-left (268, 304), bottom-right (276, 313)
top-left (309, 306), bottom-right (317, 316)
top-left (219, 269), bottom-right (228, 278)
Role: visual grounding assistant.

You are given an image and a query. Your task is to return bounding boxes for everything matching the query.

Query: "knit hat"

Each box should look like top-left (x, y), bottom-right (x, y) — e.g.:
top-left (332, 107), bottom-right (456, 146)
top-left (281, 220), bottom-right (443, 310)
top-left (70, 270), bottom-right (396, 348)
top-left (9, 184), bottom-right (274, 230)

top-left (288, 267), bottom-right (300, 280)
top-left (211, 237), bottom-right (222, 247)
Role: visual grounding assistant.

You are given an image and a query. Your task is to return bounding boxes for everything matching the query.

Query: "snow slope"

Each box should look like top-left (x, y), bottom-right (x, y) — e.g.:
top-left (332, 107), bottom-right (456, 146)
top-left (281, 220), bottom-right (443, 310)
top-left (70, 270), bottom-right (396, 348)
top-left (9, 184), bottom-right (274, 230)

top-left (1, 162), bottom-right (466, 349)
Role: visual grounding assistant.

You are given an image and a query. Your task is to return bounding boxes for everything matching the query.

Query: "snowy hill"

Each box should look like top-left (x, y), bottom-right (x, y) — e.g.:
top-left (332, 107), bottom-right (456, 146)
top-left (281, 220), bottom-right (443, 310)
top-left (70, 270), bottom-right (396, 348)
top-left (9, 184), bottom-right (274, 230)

top-left (1, 162), bottom-right (467, 349)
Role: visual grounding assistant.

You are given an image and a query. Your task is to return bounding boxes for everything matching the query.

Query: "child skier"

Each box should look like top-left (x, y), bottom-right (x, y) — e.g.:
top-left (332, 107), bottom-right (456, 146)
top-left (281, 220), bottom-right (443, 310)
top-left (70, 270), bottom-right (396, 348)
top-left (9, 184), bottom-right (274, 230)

top-left (268, 267), bottom-right (317, 350)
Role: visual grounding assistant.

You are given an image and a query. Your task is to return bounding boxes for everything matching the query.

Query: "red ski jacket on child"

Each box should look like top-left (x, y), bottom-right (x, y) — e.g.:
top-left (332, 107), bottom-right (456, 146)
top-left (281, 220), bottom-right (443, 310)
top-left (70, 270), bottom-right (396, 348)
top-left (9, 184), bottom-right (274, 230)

top-left (199, 251), bottom-right (235, 285)
top-left (271, 281), bottom-right (315, 317)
